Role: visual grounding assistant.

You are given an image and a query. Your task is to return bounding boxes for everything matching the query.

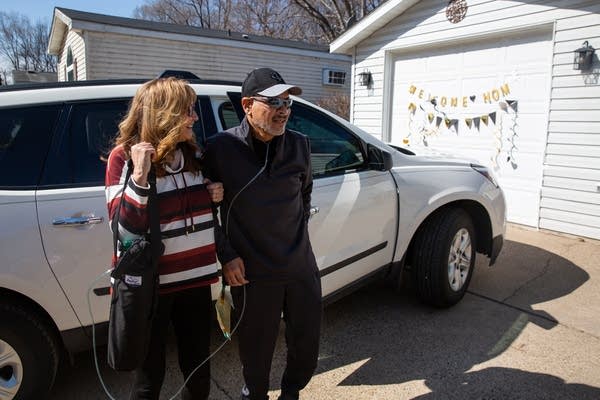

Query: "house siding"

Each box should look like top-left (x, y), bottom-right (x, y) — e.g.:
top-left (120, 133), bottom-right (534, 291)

top-left (84, 31), bottom-right (350, 104)
top-left (57, 30), bottom-right (86, 81)
top-left (350, 0), bottom-right (600, 239)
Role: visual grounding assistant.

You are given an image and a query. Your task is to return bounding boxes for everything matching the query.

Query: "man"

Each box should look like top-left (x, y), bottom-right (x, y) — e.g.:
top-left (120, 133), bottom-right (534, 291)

top-left (203, 68), bottom-right (321, 400)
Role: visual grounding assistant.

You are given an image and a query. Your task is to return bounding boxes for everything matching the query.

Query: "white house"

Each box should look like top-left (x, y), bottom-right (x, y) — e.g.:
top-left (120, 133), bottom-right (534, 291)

top-left (330, 0), bottom-right (600, 240)
top-left (47, 7), bottom-right (351, 104)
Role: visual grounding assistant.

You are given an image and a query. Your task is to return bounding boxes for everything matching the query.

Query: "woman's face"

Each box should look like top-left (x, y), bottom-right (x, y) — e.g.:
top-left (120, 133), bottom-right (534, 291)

top-left (178, 102), bottom-right (199, 142)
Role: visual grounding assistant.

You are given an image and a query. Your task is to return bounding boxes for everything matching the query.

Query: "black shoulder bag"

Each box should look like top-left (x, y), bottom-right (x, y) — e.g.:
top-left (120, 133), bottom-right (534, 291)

top-left (107, 164), bottom-right (164, 371)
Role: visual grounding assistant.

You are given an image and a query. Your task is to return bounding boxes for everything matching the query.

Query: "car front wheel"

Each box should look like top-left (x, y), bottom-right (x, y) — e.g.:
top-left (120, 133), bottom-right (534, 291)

top-left (0, 303), bottom-right (60, 400)
top-left (412, 208), bottom-right (476, 307)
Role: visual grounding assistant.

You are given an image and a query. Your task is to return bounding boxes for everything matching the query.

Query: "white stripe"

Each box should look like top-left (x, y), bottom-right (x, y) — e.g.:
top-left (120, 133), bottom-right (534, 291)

top-left (124, 184), bottom-right (148, 205)
top-left (160, 263), bottom-right (218, 285)
top-left (160, 213), bottom-right (213, 232)
top-left (105, 184), bottom-right (123, 202)
top-left (162, 230), bottom-right (215, 256)
top-left (155, 171), bottom-right (205, 194)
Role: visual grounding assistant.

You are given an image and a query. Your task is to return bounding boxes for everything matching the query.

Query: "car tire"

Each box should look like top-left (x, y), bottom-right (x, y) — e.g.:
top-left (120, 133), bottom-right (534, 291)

top-left (0, 303), bottom-right (60, 400)
top-left (412, 208), bottom-right (476, 307)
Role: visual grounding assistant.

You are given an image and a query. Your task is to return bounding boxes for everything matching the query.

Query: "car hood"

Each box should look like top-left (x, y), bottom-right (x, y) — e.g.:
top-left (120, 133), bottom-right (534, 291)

top-left (386, 144), bottom-right (480, 168)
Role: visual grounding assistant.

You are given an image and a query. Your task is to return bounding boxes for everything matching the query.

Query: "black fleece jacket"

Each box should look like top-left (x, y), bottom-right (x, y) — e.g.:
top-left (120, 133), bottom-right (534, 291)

top-left (203, 117), bottom-right (318, 283)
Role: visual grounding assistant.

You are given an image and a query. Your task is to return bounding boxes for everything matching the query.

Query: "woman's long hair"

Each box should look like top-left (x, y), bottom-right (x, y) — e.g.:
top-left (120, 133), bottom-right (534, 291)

top-left (115, 77), bottom-right (201, 176)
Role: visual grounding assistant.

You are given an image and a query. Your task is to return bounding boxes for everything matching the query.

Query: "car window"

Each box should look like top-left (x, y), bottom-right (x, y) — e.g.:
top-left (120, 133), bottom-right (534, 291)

top-left (218, 101), bottom-right (240, 130)
top-left (197, 96), bottom-right (217, 146)
top-left (41, 100), bottom-right (129, 187)
top-left (287, 103), bottom-right (365, 177)
top-left (69, 100), bottom-right (130, 185)
top-left (0, 105), bottom-right (62, 188)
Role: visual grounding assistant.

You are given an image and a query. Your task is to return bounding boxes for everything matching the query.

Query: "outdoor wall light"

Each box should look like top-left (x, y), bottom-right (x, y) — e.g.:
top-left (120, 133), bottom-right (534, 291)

top-left (573, 41), bottom-right (595, 71)
top-left (358, 70), bottom-right (372, 87)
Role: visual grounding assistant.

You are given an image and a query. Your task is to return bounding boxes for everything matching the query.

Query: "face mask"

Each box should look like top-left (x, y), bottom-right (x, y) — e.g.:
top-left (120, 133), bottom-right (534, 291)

top-left (215, 286), bottom-right (234, 340)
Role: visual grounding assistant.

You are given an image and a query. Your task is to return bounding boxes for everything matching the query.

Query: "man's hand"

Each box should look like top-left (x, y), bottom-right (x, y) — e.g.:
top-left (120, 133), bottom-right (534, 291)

top-left (204, 178), bottom-right (224, 203)
top-left (222, 257), bottom-right (249, 286)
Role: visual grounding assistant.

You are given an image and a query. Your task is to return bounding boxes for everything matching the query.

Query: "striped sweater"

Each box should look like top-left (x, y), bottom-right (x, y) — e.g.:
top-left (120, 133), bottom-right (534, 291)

top-left (105, 145), bottom-right (223, 294)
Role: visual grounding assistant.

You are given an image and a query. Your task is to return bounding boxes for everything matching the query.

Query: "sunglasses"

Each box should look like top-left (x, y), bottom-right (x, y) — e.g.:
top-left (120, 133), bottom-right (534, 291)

top-left (252, 96), bottom-right (293, 109)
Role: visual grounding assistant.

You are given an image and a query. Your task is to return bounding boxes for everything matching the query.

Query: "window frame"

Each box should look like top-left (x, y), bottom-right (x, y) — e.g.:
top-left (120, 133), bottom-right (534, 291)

top-left (322, 69), bottom-right (347, 86)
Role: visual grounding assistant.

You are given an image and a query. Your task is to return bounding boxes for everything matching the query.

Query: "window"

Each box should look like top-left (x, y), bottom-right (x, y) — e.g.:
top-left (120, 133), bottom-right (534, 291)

top-left (66, 47), bottom-right (76, 81)
top-left (0, 105), bottom-right (62, 188)
top-left (322, 69), bottom-right (346, 86)
top-left (218, 101), bottom-right (240, 130)
top-left (42, 100), bottom-right (129, 186)
top-left (287, 103), bottom-right (364, 177)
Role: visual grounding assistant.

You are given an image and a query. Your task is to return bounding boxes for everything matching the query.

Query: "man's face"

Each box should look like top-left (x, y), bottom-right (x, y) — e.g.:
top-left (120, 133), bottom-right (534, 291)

top-left (243, 91), bottom-right (292, 141)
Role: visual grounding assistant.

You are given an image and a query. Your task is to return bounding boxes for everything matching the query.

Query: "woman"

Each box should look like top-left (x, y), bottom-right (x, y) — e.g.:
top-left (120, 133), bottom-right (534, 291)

top-left (105, 77), bottom-right (236, 400)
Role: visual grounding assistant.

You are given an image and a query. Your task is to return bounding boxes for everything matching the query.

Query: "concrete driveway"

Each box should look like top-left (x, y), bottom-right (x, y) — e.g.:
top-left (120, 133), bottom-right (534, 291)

top-left (49, 224), bottom-right (600, 399)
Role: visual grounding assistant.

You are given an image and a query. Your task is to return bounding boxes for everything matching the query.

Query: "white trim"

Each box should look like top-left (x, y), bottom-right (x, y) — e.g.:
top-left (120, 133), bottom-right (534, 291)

top-left (539, 20), bottom-right (558, 230)
top-left (382, 51), bottom-right (394, 143)
top-left (349, 49), bottom-right (356, 123)
top-left (330, 0), bottom-right (421, 54)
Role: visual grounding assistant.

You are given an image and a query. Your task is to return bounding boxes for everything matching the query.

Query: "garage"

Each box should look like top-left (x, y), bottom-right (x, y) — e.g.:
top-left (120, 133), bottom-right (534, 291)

top-left (390, 28), bottom-right (553, 227)
top-left (331, 0), bottom-right (600, 240)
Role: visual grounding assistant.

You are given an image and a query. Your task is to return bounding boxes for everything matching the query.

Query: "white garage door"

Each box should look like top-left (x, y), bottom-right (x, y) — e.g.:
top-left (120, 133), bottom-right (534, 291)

top-left (390, 28), bottom-right (553, 227)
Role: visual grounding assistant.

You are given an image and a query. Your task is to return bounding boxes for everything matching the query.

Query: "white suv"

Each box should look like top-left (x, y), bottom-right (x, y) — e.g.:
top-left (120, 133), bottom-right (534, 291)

top-left (0, 73), bottom-right (505, 400)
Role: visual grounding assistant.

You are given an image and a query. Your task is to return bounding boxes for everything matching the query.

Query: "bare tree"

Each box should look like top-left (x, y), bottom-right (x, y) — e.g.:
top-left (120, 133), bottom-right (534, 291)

top-left (134, 0), bottom-right (237, 30)
top-left (292, 0), bottom-right (384, 42)
top-left (134, 0), bottom-right (382, 43)
top-left (0, 12), bottom-right (56, 72)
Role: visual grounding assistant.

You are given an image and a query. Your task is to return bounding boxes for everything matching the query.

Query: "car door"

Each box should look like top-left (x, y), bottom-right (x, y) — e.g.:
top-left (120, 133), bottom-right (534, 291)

top-left (36, 97), bottom-right (212, 328)
top-left (286, 103), bottom-right (398, 298)
top-left (35, 99), bottom-right (131, 329)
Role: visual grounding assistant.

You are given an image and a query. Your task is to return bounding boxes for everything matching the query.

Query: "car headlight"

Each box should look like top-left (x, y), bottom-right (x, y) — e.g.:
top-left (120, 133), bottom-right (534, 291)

top-left (471, 164), bottom-right (499, 187)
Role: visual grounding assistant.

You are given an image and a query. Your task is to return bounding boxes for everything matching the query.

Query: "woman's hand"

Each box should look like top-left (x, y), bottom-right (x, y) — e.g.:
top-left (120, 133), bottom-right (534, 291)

top-left (130, 142), bottom-right (155, 186)
top-left (204, 178), bottom-right (224, 203)
top-left (223, 257), bottom-right (249, 286)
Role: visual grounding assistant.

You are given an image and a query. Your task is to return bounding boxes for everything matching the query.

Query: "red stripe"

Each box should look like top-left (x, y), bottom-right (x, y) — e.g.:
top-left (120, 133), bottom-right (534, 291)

top-left (159, 245), bottom-right (216, 275)
top-left (161, 208), bottom-right (212, 224)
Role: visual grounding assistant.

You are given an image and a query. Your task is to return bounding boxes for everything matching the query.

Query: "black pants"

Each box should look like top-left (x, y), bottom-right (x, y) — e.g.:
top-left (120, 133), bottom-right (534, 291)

top-left (129, 285), bottom-right (212, 400)
top-left (232, 272), bottom-right (322, 400)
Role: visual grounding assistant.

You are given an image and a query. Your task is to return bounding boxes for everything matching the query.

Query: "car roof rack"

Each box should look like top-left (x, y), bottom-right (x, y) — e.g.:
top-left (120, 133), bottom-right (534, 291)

top-left (157, 70), bottom-right (201, 80)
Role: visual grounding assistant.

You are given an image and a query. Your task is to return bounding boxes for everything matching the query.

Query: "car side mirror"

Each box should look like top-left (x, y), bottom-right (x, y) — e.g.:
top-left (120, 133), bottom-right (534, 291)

top-left (367, 144), bottom-right (393, 171)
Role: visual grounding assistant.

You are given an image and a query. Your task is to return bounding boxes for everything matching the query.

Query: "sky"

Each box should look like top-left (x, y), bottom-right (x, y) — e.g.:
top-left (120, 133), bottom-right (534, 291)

top-left (1, 0), bottom-right (145, 23)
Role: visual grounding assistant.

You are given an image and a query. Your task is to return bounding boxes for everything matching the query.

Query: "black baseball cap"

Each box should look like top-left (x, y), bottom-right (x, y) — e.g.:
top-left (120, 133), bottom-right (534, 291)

top-left (241, 68), bottom-right (302, 98)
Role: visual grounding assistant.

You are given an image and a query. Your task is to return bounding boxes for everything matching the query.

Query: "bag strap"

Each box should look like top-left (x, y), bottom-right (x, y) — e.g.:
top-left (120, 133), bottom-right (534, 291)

top-left (111, 161), bottom-right (161, 271)
top-left (147, 169), bottom-right (161, 271)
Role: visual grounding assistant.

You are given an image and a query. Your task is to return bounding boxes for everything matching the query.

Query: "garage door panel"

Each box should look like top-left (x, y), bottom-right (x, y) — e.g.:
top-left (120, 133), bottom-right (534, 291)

top-left (391, 29), bottom-right (552, 227)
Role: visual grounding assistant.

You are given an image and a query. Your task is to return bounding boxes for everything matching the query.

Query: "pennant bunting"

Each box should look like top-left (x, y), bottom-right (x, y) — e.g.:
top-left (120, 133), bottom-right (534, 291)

top-left (408, 103), bottom-right (416, 113)
top-left (428, 113), bottom-right (435, 123)
top-left (465, 118), bottom-right (473, 128)
top-left (507, 100), bottom-right (518, 112)
top-left (436, 116), bottom-right (443, 128)
top-left (445, 118), bottom-right (452, 128)
top-left (481, 115), bottom-right (489, 125)
top-left (474, 117), bottom-right (481, 130)
top-left (489, 112), bottom-right (496, 125)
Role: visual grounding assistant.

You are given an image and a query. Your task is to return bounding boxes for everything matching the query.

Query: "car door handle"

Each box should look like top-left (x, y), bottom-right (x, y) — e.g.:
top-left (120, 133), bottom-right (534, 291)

top-left (309, 206), bottom-right (319, 219)
top-left (52, 216), bottom-right (104, 226)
